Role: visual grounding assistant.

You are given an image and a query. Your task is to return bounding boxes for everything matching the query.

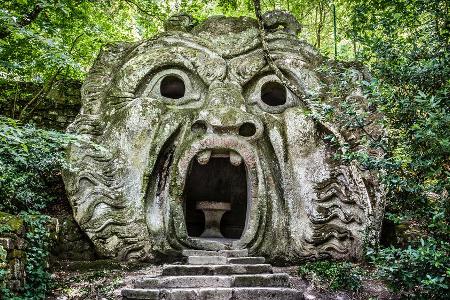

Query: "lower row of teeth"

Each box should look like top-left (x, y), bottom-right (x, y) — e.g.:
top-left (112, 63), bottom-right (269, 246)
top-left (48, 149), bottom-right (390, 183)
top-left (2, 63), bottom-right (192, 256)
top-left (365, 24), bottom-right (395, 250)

top-left (197, 150), bottom-right (243, 166)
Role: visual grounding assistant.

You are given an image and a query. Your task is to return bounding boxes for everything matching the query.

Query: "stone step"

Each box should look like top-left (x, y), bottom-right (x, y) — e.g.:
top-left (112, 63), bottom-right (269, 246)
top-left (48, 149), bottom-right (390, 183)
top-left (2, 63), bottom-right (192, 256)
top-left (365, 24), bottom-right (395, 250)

top-left (227, 257), bottom-right (265, 264)
top-left (233, 273), bottom-right (290, 287)
top-left (162, 264), bottom-right (273, 276)
top-left (187, 256), bottom-right (265, 265)
top-left (182, 249), bottom-right (248, 257)
top-left (122, 287), bottom-right (303, 300)
top-left (134, 273), bottom-right (290, 289)
top-left (188, 256), bottom-right (227, 265)
top-left (135, 275), bottom-right (232, 289)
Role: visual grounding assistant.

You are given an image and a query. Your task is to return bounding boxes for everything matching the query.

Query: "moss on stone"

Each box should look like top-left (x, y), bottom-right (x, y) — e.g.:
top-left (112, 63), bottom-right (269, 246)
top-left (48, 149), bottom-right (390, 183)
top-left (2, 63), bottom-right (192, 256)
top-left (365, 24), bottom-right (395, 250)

top-left (0, 212), bottom-right (24, 233)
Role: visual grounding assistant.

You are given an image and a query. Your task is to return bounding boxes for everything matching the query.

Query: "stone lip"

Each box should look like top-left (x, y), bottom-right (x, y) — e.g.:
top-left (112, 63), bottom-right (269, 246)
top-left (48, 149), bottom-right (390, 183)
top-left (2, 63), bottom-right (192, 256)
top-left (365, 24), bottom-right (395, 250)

top-left (196, 201), bottom-right (231, 211)
top-left (174, 135), bottom-right (261, 251)
top-left (177, 135), bottom-right (259, 187)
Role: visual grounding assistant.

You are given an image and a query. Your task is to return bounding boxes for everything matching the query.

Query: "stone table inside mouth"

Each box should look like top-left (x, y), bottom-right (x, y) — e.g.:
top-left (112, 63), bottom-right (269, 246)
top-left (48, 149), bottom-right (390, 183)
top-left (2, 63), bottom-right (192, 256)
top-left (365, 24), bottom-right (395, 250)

top-left (196, 201), bottom-right (231, 238)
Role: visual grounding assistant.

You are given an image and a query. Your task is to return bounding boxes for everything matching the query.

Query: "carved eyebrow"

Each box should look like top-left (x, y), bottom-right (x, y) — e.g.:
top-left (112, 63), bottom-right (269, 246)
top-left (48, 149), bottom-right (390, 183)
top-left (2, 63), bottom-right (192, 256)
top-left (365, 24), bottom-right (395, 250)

top-left (227, 50), bottom-right (269, 86)
top-left (134, 65), bottom-right (193, 97)
top-left (114, 44), bottom-right (226, 95)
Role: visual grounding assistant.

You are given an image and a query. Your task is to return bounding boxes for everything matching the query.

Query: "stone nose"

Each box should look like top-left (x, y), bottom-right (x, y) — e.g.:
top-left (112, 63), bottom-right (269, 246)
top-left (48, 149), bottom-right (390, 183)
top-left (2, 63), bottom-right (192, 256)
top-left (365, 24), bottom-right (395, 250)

top-left (192, 107), bottom-right (263, 140)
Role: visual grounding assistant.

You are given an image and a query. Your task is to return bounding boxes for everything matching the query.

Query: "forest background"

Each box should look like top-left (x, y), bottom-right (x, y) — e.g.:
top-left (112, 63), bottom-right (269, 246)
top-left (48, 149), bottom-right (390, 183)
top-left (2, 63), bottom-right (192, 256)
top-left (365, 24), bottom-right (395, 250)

top-left (0, 0), bottom-right (449, 299)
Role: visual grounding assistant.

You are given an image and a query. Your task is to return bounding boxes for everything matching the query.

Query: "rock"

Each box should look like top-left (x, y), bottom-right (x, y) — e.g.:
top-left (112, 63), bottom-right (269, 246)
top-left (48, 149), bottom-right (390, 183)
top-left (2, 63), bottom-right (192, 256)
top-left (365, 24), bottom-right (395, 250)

top-left (121, 250), bottom-right (302, 299)
top-left (62, 11), bottom-right (384, 263)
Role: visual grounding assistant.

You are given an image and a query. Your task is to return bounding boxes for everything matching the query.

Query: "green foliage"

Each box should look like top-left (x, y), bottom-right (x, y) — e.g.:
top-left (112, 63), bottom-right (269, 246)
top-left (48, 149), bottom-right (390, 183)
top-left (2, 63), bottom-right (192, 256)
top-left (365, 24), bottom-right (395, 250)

top-left (341, 0), bottom-right (450, 239)
top-left (0, 117), bottom-right (76, 213)
top-left (0, 0), bottom-right (139, 83)
top-left (1, 0), bottom-right (449, 298)
top-left (340, 2), bottom-right (450, 298)
top-left (298, 260), bottom-right (363, 292)
top-left (362, 77), bottom-right (450, 240)
top-left (0, 117), bottom-right (73, 299)
top-left (367, 239), bottom-right (450, 299)
top-left (21, 212), bottom-right (54, 299)
top-left (0, 213), bottom-right (54, 300)
top-left (0, 244), bottom-right (8, 293)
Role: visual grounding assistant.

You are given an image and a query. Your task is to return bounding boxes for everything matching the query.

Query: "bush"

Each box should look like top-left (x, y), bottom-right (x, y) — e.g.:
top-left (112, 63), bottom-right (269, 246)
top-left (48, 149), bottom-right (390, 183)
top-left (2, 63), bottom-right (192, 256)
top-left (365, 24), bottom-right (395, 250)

top-left (0, 244), bottom-right (8, 293)
top-left (0, 117), bottom-right (76, 213)
top-left (298, 260), bottom-right (363, 292)
top-left (367, 239), bottom-right (450, 299)
top-left (0, 117), bottom-right (76, 299)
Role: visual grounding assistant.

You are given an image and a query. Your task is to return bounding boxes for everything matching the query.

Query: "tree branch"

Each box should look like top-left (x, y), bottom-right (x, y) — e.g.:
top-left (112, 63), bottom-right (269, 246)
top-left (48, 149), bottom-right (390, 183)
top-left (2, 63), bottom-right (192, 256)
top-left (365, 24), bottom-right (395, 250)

top-left (0, 4), bottom-right (43, 40)
top-left (122, 0), bottom-right (164, 22)
top-left (252, 0), bottom-right (348, 152)
top-left (19, 33), bottom-right (85, 120)
top-left (252, 0), bottom-right (375, 214)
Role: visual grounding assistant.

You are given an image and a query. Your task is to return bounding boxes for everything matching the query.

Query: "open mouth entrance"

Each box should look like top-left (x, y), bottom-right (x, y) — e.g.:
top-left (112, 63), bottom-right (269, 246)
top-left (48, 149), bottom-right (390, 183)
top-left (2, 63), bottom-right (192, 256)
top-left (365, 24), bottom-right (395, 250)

top-left (184, 153), bottom-right (248, 240)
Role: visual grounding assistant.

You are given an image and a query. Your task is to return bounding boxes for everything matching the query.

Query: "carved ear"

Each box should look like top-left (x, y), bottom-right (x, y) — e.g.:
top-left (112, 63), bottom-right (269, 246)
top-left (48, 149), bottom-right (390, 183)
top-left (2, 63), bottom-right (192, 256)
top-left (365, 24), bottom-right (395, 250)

top-left (262, 10), bottom-right (302, 36)
top-left (164, 13), bottom-right (195, 32)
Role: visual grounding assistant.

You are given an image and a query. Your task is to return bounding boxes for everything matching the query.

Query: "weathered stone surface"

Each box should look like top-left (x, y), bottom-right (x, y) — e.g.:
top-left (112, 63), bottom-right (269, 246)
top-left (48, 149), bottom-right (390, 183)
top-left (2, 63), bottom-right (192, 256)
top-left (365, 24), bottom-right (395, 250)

top-left (182, 250), bottom-right (249, 258)
top-left (63, 11), bottom-right (384, 262)
top-left (162, 264), bottom-right (273, 276)
top-left (135, 275), bottom-right (233, 289)
top-left (0, 211), bottom-right (60, 292)
top-left (135, 273), bottom-right (289, 289)
top-left (188, 255), bottom-right (228, 265)
top-left (233, 273), bottom-right (290, 287)
top-left (122, 287), bottom-right (302, 300)
top-left (227, 257), bottom-right (265, 264)
top-left (51, 217), bottom-right (97, 260)
top-left (122, 249), bottom-right (300, 299)
top-left (0, 212), bottom-right (26, 291)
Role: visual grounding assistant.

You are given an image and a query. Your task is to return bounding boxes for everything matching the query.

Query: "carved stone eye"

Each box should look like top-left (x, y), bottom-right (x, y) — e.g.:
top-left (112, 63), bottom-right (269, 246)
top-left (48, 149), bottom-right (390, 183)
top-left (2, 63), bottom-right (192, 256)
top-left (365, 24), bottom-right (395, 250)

top-left (160, 75), bottom-right (185, 99)
top-left (260, 81), bottom-right (286, 106)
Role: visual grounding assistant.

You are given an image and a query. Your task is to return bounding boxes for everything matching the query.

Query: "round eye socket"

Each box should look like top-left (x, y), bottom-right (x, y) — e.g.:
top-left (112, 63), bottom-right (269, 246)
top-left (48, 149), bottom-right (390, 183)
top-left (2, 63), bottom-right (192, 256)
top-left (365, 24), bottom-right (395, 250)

top-left (160, 75), bottom-right (185, 99)
top-left (239, 122), bottom-right (256, 137)
top-left (260, 81), bottom-right (287, 106)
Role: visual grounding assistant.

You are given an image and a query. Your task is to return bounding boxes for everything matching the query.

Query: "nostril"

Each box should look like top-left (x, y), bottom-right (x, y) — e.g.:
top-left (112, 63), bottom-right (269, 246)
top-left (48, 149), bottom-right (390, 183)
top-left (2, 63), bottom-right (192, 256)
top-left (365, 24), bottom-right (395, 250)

top-left (191, 120), bottom-right (207, 135)
top-left (239, 122), bottom-right (257, 137)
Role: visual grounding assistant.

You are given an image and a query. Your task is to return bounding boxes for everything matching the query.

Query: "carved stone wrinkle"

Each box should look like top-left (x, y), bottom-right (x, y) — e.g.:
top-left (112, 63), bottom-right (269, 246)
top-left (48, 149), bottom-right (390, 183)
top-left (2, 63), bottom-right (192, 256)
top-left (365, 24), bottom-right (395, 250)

top-left (62, 12), bottom-right (384, 263)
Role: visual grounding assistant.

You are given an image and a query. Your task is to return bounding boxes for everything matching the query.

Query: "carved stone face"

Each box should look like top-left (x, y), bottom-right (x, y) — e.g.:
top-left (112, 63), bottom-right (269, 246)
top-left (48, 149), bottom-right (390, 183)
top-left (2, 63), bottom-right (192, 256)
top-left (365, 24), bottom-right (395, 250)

top-left (63, 13), bottom-right (383, 262)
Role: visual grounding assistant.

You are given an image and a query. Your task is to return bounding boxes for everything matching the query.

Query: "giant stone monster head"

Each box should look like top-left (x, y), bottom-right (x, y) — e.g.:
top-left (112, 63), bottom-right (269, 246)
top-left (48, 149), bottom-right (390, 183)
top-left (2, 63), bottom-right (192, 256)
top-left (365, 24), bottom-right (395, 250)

top-left (63, 12), bottom-right (384, 262)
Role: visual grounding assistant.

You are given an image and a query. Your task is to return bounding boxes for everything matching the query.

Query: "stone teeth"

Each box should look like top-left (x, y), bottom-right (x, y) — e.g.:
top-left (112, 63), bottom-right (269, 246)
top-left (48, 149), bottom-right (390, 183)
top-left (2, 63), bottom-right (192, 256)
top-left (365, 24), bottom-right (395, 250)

top-left (230, 151), bottom-right (242, 166)
top-left (197, 150), bottom-right (212, 165)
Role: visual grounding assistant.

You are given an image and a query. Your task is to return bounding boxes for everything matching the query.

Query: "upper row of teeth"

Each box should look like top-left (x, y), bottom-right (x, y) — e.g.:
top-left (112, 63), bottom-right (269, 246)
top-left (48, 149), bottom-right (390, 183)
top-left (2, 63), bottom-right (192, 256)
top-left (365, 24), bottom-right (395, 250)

top-left (197, 150), bottom-right (243, 166)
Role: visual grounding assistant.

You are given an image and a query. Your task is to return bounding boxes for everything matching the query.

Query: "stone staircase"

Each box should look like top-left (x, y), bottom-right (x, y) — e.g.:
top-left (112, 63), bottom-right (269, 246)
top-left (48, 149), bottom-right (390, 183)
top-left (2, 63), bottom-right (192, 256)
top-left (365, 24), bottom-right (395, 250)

top-left (121, 249), bottom-right (302, 299)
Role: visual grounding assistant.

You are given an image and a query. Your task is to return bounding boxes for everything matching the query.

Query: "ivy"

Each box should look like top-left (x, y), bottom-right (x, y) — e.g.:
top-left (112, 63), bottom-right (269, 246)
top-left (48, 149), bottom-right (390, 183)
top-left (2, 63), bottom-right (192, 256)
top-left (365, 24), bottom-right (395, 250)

top-left (21, 212), bottom-right (54, 300)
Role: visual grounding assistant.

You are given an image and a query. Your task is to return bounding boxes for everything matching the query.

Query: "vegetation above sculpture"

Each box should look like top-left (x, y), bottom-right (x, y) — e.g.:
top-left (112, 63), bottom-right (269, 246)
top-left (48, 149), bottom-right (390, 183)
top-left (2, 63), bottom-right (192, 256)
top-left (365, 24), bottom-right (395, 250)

top-left (0, 0), bottom-right (448, 299)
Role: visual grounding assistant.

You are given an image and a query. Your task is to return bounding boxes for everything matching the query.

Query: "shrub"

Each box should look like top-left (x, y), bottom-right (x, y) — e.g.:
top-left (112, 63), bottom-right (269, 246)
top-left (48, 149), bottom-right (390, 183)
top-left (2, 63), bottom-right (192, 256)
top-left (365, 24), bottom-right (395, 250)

top-left (0, 117), bottom-right (76, 299)
top-left (0, 117), bottom-right (76, 213)
top-left (367, 238), bottom-right (450, 299)
top-left (298, 260), bottom-right (363, 292)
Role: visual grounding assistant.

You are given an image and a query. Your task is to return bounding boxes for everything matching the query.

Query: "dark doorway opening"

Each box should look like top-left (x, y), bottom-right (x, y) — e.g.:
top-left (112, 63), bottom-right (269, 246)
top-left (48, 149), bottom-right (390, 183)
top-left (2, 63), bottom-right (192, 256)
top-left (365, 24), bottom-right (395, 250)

top-left (184, 156), bottom-right (247, 239)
